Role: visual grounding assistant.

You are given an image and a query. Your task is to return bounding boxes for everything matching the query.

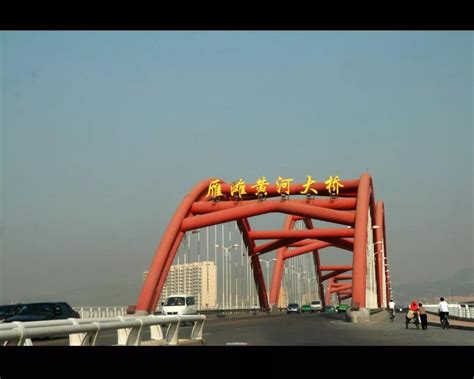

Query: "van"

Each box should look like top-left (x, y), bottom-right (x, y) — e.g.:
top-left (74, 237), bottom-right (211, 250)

top-left (161, 294), bottom-right (198, 316)
top-left (310, 300), bottom-right (322, 313)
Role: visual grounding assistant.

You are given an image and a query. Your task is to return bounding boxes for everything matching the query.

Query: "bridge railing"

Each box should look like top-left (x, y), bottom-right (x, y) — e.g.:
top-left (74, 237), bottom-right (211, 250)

top-left (74, 306), bottom-right (285, 319)
top-left (0, 314), bottom-right (205, 346)
top-left (423, 304), bottom-right (474, 320)
top-left (73, 306), bottom-right (128, 319)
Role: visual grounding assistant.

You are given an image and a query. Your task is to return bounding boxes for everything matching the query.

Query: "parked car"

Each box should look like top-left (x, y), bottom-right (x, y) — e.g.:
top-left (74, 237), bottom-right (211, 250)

top-left (336, 303), bottom-right (350, 313)
top-left (287, 303), bottom-right (300, 314)
top-left (2, 302), bottom-right (80, 323)
top-left (323, 305), bottom-right (337, 313)
top-left (0, 304), bottom-right (22, 322)
top-left (310, 300), bottom-right (322, 313)
top-left (300, 304), bottom-right (312, 313)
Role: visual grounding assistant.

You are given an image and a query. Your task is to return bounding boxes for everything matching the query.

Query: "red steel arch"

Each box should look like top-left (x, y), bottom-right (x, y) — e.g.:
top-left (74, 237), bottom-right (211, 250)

top-left (135, 173), bottom-right (389, 314)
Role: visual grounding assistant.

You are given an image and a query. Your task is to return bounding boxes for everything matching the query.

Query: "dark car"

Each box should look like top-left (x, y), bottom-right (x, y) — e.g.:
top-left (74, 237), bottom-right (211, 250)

top-left (3, 302), bottom-right (80, 323)
top-left (287, 303), bottom-right (300, 314)
top-left (0, 304), bottom-right (23, 321)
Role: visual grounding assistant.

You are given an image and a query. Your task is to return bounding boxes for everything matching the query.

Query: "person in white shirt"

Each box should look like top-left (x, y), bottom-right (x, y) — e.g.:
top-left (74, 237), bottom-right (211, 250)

top-left (438, 297), bottom-right (449, 326)
top-left (388, 299), bottom-right (395, 320)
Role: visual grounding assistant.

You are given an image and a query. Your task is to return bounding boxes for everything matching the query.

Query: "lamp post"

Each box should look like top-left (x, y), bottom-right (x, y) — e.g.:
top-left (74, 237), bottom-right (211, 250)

top-left (289, 265), bottom-right (295, 302)
top-left (259, 259), bottom-right (271, 300)
top-left (301, 271), bottom-right (306, 304)
top-left (191, 229), bottom-right (200, 262)
top-left (184, 232), bottom-right (191, 294)
top-left (296, 272), bottom-right (302, 304)
top-left (216, 243), bottom-right (239, 309)
top-left (259, 258), bottom-right (277, 301)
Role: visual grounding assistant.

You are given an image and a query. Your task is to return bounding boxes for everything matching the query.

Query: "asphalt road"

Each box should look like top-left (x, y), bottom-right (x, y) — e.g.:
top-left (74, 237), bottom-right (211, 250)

top-left (30, 311), bottom-right (473, 346)
top-left (202, 312), bottom-right (474, 346)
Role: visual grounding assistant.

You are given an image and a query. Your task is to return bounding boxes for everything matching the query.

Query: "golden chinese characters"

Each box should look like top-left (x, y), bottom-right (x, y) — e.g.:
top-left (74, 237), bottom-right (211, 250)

top-left (300, 175), bottom-right (318, 195)
top-left (230, 179), bottom-right (247, 199)
top-left (251, 176), bottom-right (270, 196)
top-left (276, 176), bottom-right (294, 195)
top-left (324, 176), bottom-right (344, 196)
top-left (206, 179), bottom-right (223, 199)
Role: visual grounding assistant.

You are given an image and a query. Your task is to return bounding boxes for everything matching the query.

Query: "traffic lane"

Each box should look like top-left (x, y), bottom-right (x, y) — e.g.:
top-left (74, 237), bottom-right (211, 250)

top-left (202, 312), bottom-right (474, 346)
top-left (204, 313), bottom-right (358, 346)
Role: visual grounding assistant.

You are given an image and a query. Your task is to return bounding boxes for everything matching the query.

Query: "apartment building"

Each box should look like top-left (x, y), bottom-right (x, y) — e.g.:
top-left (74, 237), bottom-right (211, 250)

top-left (143, 261), bottom-right (217, 310)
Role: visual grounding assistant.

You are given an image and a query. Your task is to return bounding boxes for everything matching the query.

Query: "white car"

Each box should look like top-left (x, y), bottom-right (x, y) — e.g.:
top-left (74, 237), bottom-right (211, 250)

top-left (161, 294), bottom-right (198, 316)
top-left (310, 300), bottom-right (322, 312)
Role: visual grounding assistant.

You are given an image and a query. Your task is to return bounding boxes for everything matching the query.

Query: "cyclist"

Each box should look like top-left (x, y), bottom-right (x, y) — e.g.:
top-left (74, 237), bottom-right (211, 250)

top-left (438, 297), bottom-right (449, 329)
top-left (405, 300), bottom-right (420, 329)
top-left (388, 299), bottom-right (395, 321)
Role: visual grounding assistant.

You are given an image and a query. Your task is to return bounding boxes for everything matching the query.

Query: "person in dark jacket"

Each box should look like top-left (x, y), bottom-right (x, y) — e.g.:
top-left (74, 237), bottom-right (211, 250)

top-left (418, 303), bottom-right (428, 330)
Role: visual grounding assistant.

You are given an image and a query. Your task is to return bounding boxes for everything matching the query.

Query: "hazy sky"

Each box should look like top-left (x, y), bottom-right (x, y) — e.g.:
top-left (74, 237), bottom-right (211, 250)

top-left (0, 31), bottom-right (472, 306)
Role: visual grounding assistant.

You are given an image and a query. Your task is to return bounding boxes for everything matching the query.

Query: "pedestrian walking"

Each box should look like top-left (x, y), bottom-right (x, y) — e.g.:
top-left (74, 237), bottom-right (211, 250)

top-left (418, 303), bottom-right (428, 330)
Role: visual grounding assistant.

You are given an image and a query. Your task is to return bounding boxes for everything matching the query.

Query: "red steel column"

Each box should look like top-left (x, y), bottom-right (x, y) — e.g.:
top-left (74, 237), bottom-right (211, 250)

top-left (182, 202), bottom-right (355, 231)
top-left (351, 172), bottom-right (372, 309)
top-left (237, 218), bottom-right (269, 310)
top-left (136, 178), bottom-right (219, 314)
top-left (283, 240), bottom-right (332, 259)
top-left (302, 218), bottom-right (326, 309)
top-left (269, 215), bottom-right (295, 309)
top-left (325, 278), bottom-right (334, 305)
top-left (382, 205), bottom-right (391, 301)
top-left (313, 251), bottom-right (325, 308)
top-left (374, 201), bottom-right (385, 307)
top-left (150, 230), bottom-right (185, 312)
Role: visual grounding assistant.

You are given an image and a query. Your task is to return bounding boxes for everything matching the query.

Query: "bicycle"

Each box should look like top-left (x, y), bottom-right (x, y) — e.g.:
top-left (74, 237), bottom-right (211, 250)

top-left (389, 309), bottom-right (395, 322)
top-left (441, 313), bottom-right (450, 330)
top-left (405, 311), bottom-right (420, 329)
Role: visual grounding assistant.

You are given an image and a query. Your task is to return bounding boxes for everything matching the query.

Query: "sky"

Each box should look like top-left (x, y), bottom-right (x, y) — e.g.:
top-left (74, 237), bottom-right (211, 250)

top-left (0, 31), bottom-right (472, 306)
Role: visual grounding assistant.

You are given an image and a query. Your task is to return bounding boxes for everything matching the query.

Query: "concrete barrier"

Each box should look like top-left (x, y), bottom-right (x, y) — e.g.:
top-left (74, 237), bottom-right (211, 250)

top-left (345, 308), bottom-right (371, 323)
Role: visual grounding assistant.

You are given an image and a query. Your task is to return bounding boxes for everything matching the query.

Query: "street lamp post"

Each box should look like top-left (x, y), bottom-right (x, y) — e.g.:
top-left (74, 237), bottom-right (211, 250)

top-left (216, 243), bottom-right (239, 309)
top-left (259, 259), bottom-right (270, 301)
top-left (184, 233), bottom-right (191, 294)
top-left (259, 258), bottom-right (277, 303)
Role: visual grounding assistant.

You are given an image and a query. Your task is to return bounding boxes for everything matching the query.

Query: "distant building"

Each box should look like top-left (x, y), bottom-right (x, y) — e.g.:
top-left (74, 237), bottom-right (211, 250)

top-left (143, 261), bottom-right (217, 310)
top-left (266, 288), bottom-right (288, 308)
top-left (278, 288), bottom-right (288, 308)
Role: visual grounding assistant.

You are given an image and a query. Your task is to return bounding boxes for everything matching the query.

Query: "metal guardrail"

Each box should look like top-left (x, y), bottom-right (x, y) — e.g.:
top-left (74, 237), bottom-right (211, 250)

top-left (73, 306), bottom-right (127, 318)
top-left (0, 314), bottom-right (206, 346)
top-left (75, 306), bottom-right (281, 319)
top-left (423, 304), bottom-right (473, 320)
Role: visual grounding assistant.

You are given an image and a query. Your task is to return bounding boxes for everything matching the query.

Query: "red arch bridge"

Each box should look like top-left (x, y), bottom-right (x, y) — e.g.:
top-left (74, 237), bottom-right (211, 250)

top-left (135, 173), bottom-right (390, 315)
